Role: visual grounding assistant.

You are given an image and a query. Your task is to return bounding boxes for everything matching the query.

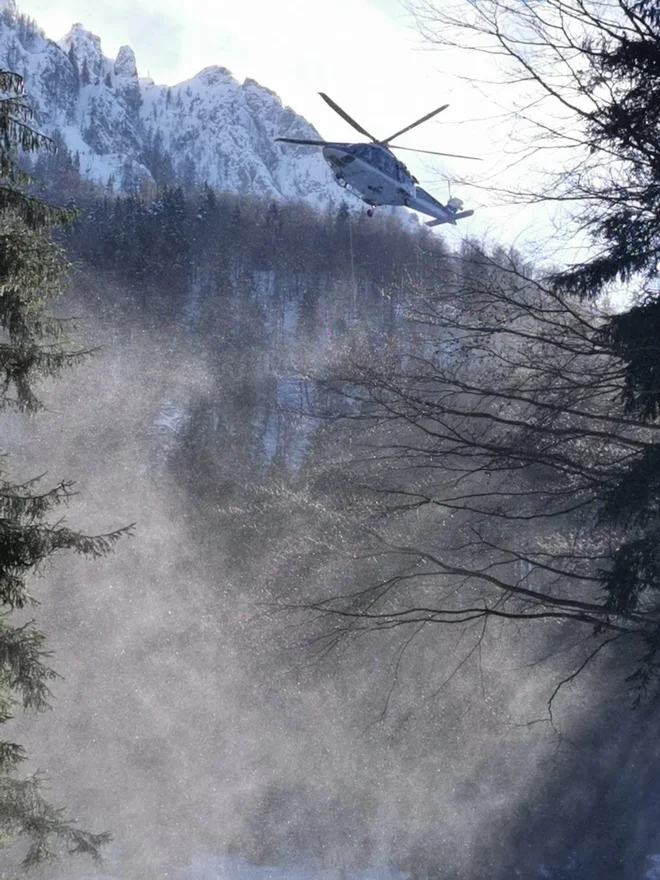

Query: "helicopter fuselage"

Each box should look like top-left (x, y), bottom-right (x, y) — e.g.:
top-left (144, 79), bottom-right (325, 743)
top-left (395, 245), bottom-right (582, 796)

top-left (322, 143), bottom-right (415, 207)
top-left (275, 92), bottom-right (478, 226)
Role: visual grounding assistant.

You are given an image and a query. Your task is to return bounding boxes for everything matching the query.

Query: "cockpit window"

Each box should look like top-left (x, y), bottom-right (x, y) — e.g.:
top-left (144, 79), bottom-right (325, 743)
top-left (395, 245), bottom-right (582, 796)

top-left (352, 144), bottom-right (372, 163)
top-left (350, 144), bottom-right (410, 182)
top-left (377, 149), bottom-right (393, 174)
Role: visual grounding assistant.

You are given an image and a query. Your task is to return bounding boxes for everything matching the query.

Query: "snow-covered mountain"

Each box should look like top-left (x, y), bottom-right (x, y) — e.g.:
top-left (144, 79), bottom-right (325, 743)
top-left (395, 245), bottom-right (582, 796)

top-left (0, 0), bottom-right (339, 207)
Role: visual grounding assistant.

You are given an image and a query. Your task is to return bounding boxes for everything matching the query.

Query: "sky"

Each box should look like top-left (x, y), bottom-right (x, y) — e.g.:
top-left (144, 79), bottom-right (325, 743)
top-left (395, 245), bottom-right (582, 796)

top-left (14, 0), bottom-right (564, 250)
top-left (17, 0), bottom-right (458, 134)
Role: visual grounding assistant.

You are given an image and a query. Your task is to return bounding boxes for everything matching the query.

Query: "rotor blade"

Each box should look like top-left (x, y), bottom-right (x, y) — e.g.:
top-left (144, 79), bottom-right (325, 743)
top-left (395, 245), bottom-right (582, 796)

top-left (382, 104), bottom-right (449, 145)
top-left (275, 137), bottom-right (330, 146)
top-left (391, 145), bottom-right (483, 161)
top-left (318, 92), bottom-right (379, 142)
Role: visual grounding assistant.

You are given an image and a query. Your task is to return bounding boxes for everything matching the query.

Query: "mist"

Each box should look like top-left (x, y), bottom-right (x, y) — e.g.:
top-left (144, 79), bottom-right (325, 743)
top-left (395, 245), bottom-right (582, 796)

top-left (0, 214), bottom-right (657, 880)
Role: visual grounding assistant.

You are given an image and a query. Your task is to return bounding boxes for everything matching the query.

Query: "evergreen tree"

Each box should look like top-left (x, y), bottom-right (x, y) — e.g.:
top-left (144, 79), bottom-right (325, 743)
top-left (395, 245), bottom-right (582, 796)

top-left (4, 38), bottom-right (19, 72)
top-left (120, 158), bottom-right (136, 194)
top-left (80, 57), bottom-right (90, 87)
top-left (160, 186), bottom-right (190, 283)
top-left (67, 45), bottom-right (79, 89)
top-left (140, 129), bottom-right (175, 187)
top-left (254, 202), bottom-right (282, 269)
top-left (0, 69), bottom-right (128, 871)
top-left (555, 0), bottom-right (660, 696)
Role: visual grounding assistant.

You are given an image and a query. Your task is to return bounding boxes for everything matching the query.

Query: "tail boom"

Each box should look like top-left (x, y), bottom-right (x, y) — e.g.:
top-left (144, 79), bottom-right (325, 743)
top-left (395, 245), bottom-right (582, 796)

top-left (425, 210), bottom-right (474, 227)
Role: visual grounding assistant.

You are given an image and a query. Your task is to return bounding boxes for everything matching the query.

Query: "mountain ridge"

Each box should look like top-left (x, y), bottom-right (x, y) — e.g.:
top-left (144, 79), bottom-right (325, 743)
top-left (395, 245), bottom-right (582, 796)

top-left (0, 2), bottom-right (340, 207)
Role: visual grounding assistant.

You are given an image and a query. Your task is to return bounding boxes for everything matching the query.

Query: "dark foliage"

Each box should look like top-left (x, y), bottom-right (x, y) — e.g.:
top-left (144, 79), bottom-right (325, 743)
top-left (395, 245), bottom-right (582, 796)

top-left (0, 69), bottom-right (126, 872)
top-left (599, 298), bottom-right (660, 421)
top-left (548, 3), bottom-right (660, 680)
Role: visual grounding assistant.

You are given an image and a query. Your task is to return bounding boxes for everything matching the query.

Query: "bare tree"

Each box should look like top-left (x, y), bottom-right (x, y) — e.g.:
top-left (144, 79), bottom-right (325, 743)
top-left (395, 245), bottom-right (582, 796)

top-left (408, 0), bottom-right (659, 284)
top-left (255, 0), bottom-right (660, 713)
top-left (248, 237), bottom-right (660, 717)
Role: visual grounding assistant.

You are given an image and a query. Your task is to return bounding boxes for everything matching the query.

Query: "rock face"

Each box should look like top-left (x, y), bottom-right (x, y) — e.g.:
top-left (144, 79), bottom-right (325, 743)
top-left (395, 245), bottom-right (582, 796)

top-left (0, 4), bottom-right (339, 207)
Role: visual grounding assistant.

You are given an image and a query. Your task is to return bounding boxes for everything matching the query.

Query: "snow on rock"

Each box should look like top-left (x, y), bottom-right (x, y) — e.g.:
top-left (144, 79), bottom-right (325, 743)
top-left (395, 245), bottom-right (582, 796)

top-left (60, 23), bottom-right (105, 82)
top-left (646, 855), bottom-right (660, 880)
top-left (0, 6), bottom-right (340, 208)
top-left (114, 44), bottom-right (137, 79)
top-left (0, 9), bottom-right (79, 125)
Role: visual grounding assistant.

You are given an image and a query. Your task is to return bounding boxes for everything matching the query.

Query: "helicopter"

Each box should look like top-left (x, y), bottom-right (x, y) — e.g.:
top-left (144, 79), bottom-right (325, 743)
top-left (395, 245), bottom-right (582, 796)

top-left (276, 93), bottom-right (480, 227)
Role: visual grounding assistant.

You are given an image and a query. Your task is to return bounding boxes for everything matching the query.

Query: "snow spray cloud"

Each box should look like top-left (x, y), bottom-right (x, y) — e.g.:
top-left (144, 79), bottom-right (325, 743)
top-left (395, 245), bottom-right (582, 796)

top-left (2, 266), bottom-right (658, 880)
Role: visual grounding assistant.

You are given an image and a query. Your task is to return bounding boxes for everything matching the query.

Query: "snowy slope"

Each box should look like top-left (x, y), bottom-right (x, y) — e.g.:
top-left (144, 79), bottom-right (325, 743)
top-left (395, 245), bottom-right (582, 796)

top-left (0, 0), bottom-right (339, 207)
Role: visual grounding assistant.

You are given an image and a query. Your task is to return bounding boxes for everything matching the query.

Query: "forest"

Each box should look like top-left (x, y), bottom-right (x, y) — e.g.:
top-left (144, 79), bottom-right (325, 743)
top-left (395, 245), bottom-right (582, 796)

top-left (2, 1), bottom-right (660, 879)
